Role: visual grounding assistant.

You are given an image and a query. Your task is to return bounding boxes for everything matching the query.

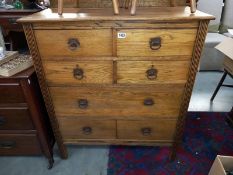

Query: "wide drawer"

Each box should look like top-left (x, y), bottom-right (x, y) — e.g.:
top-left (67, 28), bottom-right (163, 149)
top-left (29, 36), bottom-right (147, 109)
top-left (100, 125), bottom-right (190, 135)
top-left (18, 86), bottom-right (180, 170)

top-left (0, 134), bottom-right (41, 155)
top-left (35, 29), bottom-right (112, 57)
top-left (117, 60), bottom-right (189, 84)
top-left (0, 108), bottom-right (34, 130)
top-left (50, 85), bottom-right (184, 118)
top-left (0, 83), bottom-right (25, 104)
top-left (117, 119), bottom-right (176, 141)
top-left (43, 60), bottom-right (113, 85)
top-left (117, 29), bottom-right (197, 57)
top-left (58, 118), bottom-right (116, 140)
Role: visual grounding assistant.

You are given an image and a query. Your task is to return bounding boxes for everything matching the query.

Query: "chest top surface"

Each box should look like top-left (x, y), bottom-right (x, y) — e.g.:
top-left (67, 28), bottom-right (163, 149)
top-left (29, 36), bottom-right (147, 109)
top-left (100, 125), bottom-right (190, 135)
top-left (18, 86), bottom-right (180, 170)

top-left (18, 7), bottom-right (214, 23)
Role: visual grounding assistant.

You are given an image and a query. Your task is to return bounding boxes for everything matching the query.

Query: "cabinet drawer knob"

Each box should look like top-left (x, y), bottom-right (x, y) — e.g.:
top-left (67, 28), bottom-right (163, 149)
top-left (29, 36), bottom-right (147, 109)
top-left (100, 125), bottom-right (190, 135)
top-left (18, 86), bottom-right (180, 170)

top-left (68, 38), bottom-right (80, 51)
top-left (149, 37), bottom-right (161, 50)
top-left (78, 99), bottom-right (88, 109)
top-left (146, 66), bottom-right (157, 80)
top-left (141, 128), bottom-right (152, 136)
top-left (0, 141), bottom-right (16, 149)
top-left (143, 98), bottom-right (154, 106)
top-left (82, 126), bottom-right (92, 135)
top-left (73, 65), bottom-right (84, 80)
top-left (0, 116), bottom-right (6, 126)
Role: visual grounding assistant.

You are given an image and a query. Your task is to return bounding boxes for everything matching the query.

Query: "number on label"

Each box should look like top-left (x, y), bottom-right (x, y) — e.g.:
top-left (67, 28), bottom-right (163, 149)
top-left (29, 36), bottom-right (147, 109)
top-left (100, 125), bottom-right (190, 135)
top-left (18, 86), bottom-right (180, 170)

top-left (118, 32), bottom-right (126, 39)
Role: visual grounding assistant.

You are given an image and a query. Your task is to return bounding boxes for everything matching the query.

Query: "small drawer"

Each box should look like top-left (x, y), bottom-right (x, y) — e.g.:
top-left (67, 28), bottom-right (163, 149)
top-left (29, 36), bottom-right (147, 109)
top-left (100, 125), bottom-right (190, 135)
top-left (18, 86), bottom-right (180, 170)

top-left (0, 134), bottom-right (41, 155)
top-left (117, 119), bottom-right (177, 140)
top-left (117, 29), bottom-right (197, 57)
top-left (117, 60), bottom-right (189, 84)
top-left (0, 83), bottom-right (25, 104)
top-left (0, 108), bottom-right (34, 130)
top-left (43, 60), bottom-right (113, 85)
top-left (50, 85), bottom-right (184, 118)
top-left (35, 29), bottom-right (112, 57)
top-left (58, 118), bottom-right (116, 140)
top-left (0, 17), bottom-right (21, 29)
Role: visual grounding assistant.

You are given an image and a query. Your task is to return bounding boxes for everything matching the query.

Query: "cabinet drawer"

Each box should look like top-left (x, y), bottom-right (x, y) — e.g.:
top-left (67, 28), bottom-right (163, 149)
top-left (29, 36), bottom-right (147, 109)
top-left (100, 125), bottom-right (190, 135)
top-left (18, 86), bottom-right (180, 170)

top-left (0, 134), bottom-right (41, 155)
top-left (35, 29), bottom-right (112, 57)
top-left (43, 60), bottom-right (113, 85)
top-left (117, 119), bottom-right (176, 141)
top-left (50, 85), bottom-right (184, 118)
top-left (117, 29), bottom-right (197, 57)
top-left (0, 83), bottom-right (25, 104)
top-left (117, 60), bottom-right (189, 84)
top-left (0, 108), bottom-right (34, 130)
top-left (58, 118), bottom-right (116, 140)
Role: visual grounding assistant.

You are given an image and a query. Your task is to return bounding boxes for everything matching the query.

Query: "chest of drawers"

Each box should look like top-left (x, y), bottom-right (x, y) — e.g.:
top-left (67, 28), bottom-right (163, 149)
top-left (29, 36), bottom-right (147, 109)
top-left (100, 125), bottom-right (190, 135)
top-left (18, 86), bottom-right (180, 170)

top-left (0, 67), bottom-right (55, 168)
top-left (19, 7), bottom-right (214, 159)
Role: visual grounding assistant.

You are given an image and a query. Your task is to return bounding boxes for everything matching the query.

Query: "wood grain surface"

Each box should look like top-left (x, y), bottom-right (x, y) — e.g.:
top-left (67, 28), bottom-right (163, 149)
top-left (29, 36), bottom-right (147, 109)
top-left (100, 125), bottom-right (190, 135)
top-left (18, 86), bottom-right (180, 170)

top-left (0, 134), bottom-right (41, 155)
top-left (35, 29), bottom-right (112, 57)
top-left (117, 119), bottom-right (176, 140)
top-left (58, 119), bottom-right (116, 140)
top-left (50, 85), bottom-right (184, 118)
top-left (17, 7), bottom-right (215, 23)
top-left (117, 29), bottom-right (197, 57)
top-left (117, 60), bottom-right (190, 84)
top-left (0, 108), bottom-right (34, 130)
top-left (43, 60), bottom-right (113, 85)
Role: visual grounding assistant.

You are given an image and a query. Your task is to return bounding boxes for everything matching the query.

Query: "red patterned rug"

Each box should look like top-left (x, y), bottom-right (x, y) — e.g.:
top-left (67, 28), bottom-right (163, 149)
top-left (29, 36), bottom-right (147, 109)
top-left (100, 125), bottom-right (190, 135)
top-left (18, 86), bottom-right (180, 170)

top-left (108, 112), bottom-right (233, 175)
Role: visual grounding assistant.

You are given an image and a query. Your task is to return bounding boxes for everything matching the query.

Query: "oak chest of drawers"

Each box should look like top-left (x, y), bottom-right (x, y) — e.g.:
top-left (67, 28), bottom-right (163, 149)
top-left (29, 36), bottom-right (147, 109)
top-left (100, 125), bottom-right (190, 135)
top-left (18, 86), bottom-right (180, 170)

top-left (18, 7), bottom-right (214, 159)
top-left (0, 67), bottom-right (55, 168)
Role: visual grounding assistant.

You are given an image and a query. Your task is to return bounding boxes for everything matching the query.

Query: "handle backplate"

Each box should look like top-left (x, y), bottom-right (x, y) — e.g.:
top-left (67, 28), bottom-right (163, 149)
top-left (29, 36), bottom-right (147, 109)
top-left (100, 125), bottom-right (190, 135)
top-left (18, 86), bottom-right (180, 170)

top-left (146, 66), bottom-right (158, 80)
top-left (78, 99), bottom-right (88, 109)
top-left (0, 141), bottom-right (16, 149)
top-left (68, 38), bottom-right (80, 51)
top-left (150, 37), bottom-right (161, 50)
top-left (82, 126), bottom-right (92, 135)
top-left (141, 127), bottom-right (152, 136)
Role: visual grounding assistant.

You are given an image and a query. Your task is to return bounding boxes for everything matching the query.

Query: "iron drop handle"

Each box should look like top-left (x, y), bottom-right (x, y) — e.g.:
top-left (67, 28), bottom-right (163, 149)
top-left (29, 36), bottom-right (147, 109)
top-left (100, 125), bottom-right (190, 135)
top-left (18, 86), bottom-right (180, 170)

top-left (82, 126), bottom-right (92, 135)
top-left (146, 66), bottom-right (157, 80)
top-left (73, 65), bottom-right (84, 80)
top-left (68, 38), bottom-right (80, 51)
top-left (149, 37), bottom-right (161, 50)
top-left (0, 141), bottom-right (16, 149)
top-left (143, 98), bottom-right (154, 106)
top-left (78, 99), bottom-right (88, 109)
top-left (141, 128), bottom-right (152, 136)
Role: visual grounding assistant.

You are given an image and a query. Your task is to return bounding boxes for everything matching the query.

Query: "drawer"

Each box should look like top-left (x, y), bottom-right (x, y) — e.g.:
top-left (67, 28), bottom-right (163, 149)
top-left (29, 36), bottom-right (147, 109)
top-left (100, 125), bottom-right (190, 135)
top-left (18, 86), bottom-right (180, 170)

top-left (117, 119), bottom-right (176, 140)
top-left (0, 17), bottom-right (22, 30)
top-left (0, 134), bottom-right (41, 155)
top-left (0, 83), bottom-right (25, 104)
top-left (117, 60), bottom-right (189, 84)
top-left (58, 118), bottom-right (116, 140)
top-left (0, 108), bottom-right (34, 130)
top-left (117, 29), bottom-right (197, 57)
top-left (35, 29), bottom-right (112, 57)
top-left (50, 85), bottom-right (184, 118)
top-left (43, 60), bottom-right (113, 85)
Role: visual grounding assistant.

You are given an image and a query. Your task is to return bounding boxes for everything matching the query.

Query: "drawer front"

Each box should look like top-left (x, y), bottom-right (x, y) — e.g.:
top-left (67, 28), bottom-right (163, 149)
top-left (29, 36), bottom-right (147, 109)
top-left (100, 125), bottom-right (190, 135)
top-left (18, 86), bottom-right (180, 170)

top-left (0, 108), bottom-right (34, 130)
top-left (0, 134), bottom-right (41, 155)
top-left (50, 85), bottom-right (184, 118)
top-left (58, 118), bottom-right (116, 140)
top-left (43, 60), bottom-right (113, 85)
top-left (117, 60), bottom-right (189, 84)
top-left (117, 119), bottom-right (176, 140)
top-left (35, 29), bottom-right (112, 57)
top-left (0, 83), bottom-right (25, 104)
top-left (117, 29), bottom-right (197, 57)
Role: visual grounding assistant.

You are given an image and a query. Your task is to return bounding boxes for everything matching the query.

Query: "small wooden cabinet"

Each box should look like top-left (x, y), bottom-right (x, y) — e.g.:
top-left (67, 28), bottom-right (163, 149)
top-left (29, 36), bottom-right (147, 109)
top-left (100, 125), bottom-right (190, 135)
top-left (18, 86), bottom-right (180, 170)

top-left (19, 7), bottom-right (214, 159)
top-left (0, 67), bottom-right (55, 169)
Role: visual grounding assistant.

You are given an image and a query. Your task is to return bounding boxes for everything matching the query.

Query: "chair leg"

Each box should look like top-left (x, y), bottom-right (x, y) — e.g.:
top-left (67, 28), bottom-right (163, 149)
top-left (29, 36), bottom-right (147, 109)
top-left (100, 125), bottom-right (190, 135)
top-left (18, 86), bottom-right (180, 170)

top-left (210, 71), bottom-right (228, 101)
